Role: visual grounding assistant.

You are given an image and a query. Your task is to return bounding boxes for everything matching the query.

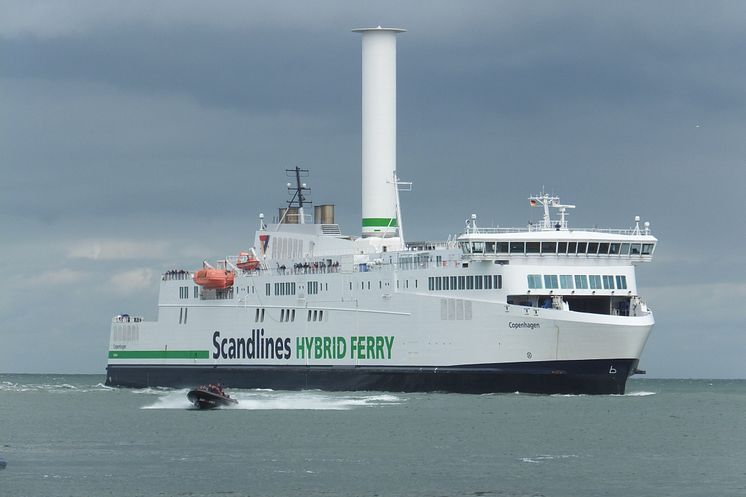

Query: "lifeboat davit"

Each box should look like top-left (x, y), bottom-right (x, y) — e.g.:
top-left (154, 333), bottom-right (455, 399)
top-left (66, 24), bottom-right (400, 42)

top-left (193, 269), bottom-right (235, 289)
top-left (236, 251), bottom-right (260, 271)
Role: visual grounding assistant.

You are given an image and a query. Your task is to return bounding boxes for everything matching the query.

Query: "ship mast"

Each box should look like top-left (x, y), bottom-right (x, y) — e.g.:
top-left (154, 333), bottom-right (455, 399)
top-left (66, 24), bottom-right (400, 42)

top-left (283, 166), bottom-right (311, 224)
top-left (528, 191), bottom-right (576, 230)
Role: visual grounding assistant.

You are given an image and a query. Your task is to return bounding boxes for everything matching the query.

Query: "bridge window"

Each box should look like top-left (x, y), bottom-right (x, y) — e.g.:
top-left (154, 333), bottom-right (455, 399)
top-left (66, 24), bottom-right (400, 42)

top-left (557, 242), bottom-right (567, 253)
top-left (575, 275), bottom-right (589, 289)
top-left (510, 242), bottom-right (525, 254)
top-left (630, 244), bottom-right (642, 255)
top-left (526, 242), bottom-right (540, 254)
top-left (544, 275), bottom-right (559, 289)
top-left (496, 242), bottom-right (509, 253)
top-left (620, 243), bottom-right (630, 255)
top-left (589, 275), bottom-right (602, 289)
top-left (527, 274), bottom-right (543, 289)
top-left (485, 242), bottom-right (495, 253)
top-left (541, 242), bottom-right (557, 254)
top-left (472, 242), bottom-right (484, 254)
top-left (598, 243), bottom-right (610, 254)
top-left (602, 275), bottom-right (615, 289)
top-left (642, 244), bottom-right (654, 255)
top-left (616, 275), bottom-right (628, 289)
top-left (609, 243), bottom-right (620, 255)
top-left (576, 242), bottom-right (587, 254)
top-left (587, 242), bottom-right (599, 254)
top-left (567, 242), bottom-right (577, 254)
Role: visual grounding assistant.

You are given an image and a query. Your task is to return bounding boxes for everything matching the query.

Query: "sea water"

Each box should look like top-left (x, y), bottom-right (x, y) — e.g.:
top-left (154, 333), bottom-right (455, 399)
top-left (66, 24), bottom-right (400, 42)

top-left (0, 375), bottom-right (744, 497)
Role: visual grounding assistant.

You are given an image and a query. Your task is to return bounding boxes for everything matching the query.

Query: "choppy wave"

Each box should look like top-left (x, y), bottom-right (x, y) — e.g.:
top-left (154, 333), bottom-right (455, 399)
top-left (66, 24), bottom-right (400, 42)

top-left (0, 380), bottom-right (115, 393)
top-left (141, 390), bottom-right (403, 410)
top-left (520, 454), bottom-right (579, 464)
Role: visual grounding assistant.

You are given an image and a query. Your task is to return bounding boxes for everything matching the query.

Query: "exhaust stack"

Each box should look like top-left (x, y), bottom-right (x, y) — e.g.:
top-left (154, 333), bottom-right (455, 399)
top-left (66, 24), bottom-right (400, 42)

top-left (353, 27), bottom-right (405, 241)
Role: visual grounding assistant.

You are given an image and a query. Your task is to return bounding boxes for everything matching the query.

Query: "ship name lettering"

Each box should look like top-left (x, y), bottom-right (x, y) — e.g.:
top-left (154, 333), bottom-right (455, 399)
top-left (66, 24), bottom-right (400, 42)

top-left (508, 322), bottom-right (540, 330)
top-left (212, 330), bottom-right (292, 360)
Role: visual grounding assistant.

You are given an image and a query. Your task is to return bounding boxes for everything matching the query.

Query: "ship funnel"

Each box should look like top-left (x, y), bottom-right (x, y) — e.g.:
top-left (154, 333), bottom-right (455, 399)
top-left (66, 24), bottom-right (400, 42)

top-left (353, 27), bottom-right (405, 239)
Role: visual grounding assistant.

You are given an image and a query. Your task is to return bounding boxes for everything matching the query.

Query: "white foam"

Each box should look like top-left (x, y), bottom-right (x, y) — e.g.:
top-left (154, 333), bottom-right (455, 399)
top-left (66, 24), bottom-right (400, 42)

top-left (520, 454), bottom-right (578, 463)
top-left (624, 391), bottom-right (656, 396)
top-left (140, 389), bottom-right (192, 409)
top-left (0, 381), bottom-right (115, 393)
top-left (140, 390), bottom-right (403, 410)
top-left (130, 387), bottom-right (174, 395)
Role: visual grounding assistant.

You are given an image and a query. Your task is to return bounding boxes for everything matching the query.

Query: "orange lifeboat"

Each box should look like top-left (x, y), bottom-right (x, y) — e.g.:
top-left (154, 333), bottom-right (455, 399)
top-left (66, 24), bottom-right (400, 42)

top-left (193, 269), bottom-right (235, 289)
top-left (236, 251), bottom-right (260, 271)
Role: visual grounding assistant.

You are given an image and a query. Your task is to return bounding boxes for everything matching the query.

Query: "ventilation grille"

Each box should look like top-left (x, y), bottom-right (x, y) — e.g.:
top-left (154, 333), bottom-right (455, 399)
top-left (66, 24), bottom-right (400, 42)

top-left (321, 224), bottom-right (342, 236)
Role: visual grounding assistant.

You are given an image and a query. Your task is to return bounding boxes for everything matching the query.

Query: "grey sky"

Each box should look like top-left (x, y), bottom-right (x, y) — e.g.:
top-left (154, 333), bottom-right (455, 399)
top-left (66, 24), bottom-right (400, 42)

top-left (1, 1), bottom-right (744, 377)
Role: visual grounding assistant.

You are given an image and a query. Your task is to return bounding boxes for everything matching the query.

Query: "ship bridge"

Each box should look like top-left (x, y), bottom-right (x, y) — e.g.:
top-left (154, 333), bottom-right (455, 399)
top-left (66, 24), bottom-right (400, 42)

top-left (457, 193), bottom-right (656, 263)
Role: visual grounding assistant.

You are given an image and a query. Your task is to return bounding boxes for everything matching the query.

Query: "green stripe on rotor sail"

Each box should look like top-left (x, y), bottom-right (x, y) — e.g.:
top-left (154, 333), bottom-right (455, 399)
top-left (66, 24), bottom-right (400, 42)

top-left (362, 218), bottom-right (397, 227)
top-left (108, 350), bottom-right (210, 359)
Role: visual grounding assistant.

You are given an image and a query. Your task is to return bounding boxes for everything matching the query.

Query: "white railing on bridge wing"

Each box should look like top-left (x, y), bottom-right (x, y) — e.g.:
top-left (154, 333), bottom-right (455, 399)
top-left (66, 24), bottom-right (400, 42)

top-left (463, 226), bottom-right (647, 236)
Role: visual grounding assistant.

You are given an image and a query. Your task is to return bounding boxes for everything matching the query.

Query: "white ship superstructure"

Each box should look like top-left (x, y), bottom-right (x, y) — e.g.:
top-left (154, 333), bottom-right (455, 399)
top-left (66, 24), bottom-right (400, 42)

top-left (106, 27), bottom-right (657, 394)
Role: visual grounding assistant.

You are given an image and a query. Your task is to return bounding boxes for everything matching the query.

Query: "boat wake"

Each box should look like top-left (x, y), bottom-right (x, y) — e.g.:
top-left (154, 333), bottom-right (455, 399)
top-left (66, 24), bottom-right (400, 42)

top-left (623, 391), bottom-right (656, 396)
top-left (141, 390), bottom-right (402, 410)
top-left (550, 390), bottom-right (657, 397)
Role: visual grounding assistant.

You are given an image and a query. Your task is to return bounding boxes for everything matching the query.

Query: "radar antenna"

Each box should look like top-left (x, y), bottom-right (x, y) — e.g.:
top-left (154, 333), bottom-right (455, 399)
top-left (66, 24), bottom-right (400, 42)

top-left (528, 191), bottom-right (576, 230)
top-left (280, 166), bottom-right (312, 225)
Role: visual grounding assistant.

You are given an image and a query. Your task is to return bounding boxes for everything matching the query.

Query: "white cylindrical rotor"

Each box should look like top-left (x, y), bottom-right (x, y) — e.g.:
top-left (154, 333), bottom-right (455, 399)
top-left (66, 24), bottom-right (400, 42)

top-left (353, 27), bottom-right (405, 238)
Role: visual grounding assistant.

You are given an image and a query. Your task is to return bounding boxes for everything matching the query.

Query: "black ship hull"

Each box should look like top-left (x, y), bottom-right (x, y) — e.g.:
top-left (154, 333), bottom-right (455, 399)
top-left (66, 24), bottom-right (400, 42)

top-left (107, 358), bottom-right (638, 395)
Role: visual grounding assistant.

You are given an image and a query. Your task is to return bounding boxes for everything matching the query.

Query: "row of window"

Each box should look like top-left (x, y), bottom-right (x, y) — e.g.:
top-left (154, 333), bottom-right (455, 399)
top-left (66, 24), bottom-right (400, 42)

top-left (280, 309), bottom-right (295, 322)
top-left (463, 241), bottom-right (655, 256)
top-left (348, 279), bottom-right (419, 291)
top-left (178, 286), bottom-right (198, 299)
top-left (308, 309), bottom-right (326, 322)
top-left (255, 307), bottom-right (326, 323)
top-left (428, 275), bottom-right (503, 292)
top-left (398, 254), bottom-right (430, 270)
top-left (254, 308), bottom-right (266, 322)
top-left (266, 281), bottom-right (330, 296)
top-left (267, 282), bottom-right (297, 296)
top-left (527, 274), bottom-right (628, 290)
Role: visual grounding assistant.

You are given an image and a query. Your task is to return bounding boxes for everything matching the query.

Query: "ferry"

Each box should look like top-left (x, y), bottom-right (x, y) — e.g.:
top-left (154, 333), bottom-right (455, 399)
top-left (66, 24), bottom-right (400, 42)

top-left (106, 27), bottom-right (656, 394)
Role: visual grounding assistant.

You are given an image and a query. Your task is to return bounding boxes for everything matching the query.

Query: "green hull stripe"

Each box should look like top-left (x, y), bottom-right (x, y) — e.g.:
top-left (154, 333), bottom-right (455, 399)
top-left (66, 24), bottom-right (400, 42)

top-left (108, 350), bottom-right (210, 359)
top-left (362, 218), bottom-right (397, 228)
